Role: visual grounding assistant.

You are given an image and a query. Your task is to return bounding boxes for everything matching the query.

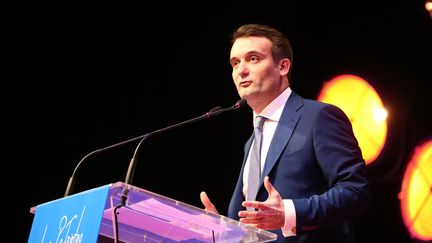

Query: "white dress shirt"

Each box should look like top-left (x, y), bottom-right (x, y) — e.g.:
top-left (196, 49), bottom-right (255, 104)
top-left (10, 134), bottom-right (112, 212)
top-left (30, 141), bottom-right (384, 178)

top-left (242, 87), bottom-right (297, 237)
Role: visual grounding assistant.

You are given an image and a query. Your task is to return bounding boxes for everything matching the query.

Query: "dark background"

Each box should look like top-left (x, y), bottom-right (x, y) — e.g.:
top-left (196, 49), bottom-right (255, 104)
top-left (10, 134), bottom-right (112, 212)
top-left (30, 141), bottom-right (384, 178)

top-left (8, 0), bottom-right (431, 242)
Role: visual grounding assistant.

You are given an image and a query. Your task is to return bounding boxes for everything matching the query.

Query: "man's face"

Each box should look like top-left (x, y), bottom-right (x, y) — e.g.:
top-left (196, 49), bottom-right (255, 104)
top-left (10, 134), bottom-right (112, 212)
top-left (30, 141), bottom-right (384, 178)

top-left (230, 36), bottom-right (287, 109)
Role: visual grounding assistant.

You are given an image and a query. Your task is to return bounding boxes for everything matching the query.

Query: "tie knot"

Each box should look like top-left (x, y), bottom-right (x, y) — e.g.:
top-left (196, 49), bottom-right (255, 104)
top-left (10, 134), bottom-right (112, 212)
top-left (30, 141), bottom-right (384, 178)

top-left (254, 116), bottom-right (266, 129)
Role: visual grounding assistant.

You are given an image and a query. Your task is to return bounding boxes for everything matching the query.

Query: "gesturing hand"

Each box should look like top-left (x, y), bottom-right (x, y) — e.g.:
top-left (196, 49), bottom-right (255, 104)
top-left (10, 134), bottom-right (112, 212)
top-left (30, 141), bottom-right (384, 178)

top-left (238, 176), bottom-right (285, 230)
top-left (200, 191), bottom-right (219, 214)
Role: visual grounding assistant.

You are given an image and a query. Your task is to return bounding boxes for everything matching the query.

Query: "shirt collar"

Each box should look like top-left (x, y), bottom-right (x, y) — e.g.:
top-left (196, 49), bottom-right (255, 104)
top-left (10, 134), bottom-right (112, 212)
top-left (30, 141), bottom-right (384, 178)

top-left (253, 87), bottom-right (292, 123)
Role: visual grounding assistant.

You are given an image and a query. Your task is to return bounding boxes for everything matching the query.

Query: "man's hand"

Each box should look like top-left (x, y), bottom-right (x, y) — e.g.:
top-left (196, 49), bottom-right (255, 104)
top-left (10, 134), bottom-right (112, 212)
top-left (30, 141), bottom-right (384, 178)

top-left (238, 176), bottom-right (285, 230)
top-left (200, 191), bottom-right (219, 214)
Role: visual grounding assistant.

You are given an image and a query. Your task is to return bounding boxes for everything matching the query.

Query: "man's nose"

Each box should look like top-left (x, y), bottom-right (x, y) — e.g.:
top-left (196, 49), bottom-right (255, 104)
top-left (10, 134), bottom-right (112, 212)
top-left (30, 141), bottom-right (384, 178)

top-left (238, 61), bottom-right (249, 77)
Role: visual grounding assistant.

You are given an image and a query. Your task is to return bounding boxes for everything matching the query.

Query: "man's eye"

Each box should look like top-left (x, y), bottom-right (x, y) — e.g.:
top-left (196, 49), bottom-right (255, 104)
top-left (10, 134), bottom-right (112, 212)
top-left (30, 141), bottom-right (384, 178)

top-left (250, 56), bottom-right (259, 62)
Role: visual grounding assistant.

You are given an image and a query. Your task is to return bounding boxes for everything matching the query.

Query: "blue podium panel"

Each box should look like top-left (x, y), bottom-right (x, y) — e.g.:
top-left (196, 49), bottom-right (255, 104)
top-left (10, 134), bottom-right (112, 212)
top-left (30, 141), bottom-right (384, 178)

top-left (28, 184), bottom-right (110, 243)
top-left (29, 182), bottom-right (278, 243)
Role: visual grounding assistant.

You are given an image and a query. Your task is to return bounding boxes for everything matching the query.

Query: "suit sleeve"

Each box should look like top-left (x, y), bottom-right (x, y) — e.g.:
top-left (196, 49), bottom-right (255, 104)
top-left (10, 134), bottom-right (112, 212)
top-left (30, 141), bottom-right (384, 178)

top-left (292, 104), bottom-right (372, 234)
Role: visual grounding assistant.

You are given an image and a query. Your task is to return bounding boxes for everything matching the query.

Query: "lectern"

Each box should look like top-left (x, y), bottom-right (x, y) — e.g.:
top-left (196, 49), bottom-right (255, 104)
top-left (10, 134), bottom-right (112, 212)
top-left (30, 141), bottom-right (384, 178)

top-left (28, 182), bottom-right (277, 242)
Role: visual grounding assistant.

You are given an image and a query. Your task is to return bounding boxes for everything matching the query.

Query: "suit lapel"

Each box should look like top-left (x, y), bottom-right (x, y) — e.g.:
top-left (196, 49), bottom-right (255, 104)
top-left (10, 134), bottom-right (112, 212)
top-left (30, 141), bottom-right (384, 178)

top-left (261, 92), bottom-right (303, 184)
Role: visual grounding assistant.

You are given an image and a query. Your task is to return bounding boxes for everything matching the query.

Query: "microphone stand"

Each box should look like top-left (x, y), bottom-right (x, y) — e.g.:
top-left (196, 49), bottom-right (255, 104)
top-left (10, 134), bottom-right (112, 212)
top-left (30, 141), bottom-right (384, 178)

top-left (65, 134), bottom-right (149, 197)
top-left (61, 99), bottom-right (246, 243)
top-left (64, 100), bottom-right (245, 197)
top-left (120, 100), bottom-right (246, 205)
top-left (112, 99), bottom-right (246, 243)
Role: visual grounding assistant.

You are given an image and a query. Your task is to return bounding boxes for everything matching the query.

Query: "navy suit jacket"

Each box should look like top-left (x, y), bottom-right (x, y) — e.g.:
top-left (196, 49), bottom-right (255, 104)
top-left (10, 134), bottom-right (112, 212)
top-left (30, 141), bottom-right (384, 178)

top-left (228, 91), bottom-right (371, 243)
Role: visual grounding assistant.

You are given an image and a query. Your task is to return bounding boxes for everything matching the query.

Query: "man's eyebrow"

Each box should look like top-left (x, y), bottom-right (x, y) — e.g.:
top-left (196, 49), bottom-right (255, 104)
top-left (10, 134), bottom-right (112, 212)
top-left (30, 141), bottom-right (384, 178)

top-left (229, 57), bottom-right (239, 63)
top-left (230, 51), bottom-right (263, 62)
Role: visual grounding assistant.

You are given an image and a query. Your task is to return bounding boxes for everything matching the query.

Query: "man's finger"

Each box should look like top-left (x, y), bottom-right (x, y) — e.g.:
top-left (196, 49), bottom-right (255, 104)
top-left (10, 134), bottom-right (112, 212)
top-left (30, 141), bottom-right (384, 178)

top-left (238, 210), bottom-right (261, 218)
top-left (263, 176), bottom-right (275, 195)
top-left (242, 201), bottom-right (270, 210)
top-left (200, 191), bottom-right (219, 214)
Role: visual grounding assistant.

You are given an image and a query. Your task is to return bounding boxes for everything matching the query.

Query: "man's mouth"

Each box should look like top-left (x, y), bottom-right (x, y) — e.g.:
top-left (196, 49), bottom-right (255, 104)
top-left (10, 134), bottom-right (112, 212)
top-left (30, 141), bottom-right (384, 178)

top-left (239, 81), bottom-right (252, 87)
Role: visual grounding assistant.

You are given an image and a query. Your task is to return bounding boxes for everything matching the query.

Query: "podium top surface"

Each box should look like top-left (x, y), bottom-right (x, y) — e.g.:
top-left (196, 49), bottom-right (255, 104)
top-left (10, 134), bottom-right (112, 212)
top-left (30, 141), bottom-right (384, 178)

top-left (30, 182), bottom-right (278, 242)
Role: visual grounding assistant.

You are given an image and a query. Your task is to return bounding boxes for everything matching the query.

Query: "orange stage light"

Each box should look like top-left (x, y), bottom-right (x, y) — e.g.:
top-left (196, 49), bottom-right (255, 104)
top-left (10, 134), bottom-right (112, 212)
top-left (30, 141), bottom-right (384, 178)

top-left (317, 74), bottom-right (388, 165)
top-left (426, 0), bottom-right (432, 17)
top-left (399, 138), bottom-right (432, 242)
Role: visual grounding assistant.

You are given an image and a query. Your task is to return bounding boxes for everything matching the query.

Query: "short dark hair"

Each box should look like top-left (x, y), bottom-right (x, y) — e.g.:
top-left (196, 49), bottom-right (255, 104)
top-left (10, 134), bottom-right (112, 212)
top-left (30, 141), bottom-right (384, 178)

top-left (231, 24), bottom-right (293, 64)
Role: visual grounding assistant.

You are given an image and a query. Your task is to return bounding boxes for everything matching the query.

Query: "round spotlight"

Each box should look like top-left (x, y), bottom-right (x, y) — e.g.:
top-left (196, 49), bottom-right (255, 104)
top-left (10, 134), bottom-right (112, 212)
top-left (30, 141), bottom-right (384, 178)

top-left (399, 138), bottom-right (432, 242)
top-left (426, 0), bottom-right (432, 17)
top-left (317, 74), bottom-right (388, 165)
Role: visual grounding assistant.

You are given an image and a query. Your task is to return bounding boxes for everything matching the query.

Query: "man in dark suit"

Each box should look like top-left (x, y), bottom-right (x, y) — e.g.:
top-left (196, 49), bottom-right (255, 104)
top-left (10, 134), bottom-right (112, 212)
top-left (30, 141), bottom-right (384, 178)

top-left (201, 23), bottom-right (371, 242)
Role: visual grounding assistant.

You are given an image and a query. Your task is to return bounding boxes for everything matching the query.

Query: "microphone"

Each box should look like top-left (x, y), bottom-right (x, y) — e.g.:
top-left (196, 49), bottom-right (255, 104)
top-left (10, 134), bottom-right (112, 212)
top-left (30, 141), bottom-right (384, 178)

top-left (118, 99), bottom-right (247, 206)
top-left (64, 99), bottom-right (247, 197)
top-left (123, 98), bottom-right (247, 186)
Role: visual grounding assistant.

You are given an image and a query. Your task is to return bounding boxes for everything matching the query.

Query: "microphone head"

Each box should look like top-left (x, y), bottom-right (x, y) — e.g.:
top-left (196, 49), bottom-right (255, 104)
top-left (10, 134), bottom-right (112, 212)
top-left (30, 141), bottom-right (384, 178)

top-left (205, 106), bottom-right (223, 116)
top-left (208, 106), bottom-right (223, 113)
top-left (234, 99), bottom-right (247, 109)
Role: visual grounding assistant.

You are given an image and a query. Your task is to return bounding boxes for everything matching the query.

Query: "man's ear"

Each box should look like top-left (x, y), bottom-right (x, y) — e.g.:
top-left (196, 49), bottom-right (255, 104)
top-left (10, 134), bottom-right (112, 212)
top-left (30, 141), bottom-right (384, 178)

top-left (279, 58), bottom-right (291, 76)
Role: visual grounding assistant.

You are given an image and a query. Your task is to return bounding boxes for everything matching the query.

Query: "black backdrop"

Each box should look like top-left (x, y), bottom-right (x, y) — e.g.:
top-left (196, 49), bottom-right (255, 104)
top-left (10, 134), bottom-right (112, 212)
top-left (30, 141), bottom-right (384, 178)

top-left (9, 1), bottom-right (431, 242)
